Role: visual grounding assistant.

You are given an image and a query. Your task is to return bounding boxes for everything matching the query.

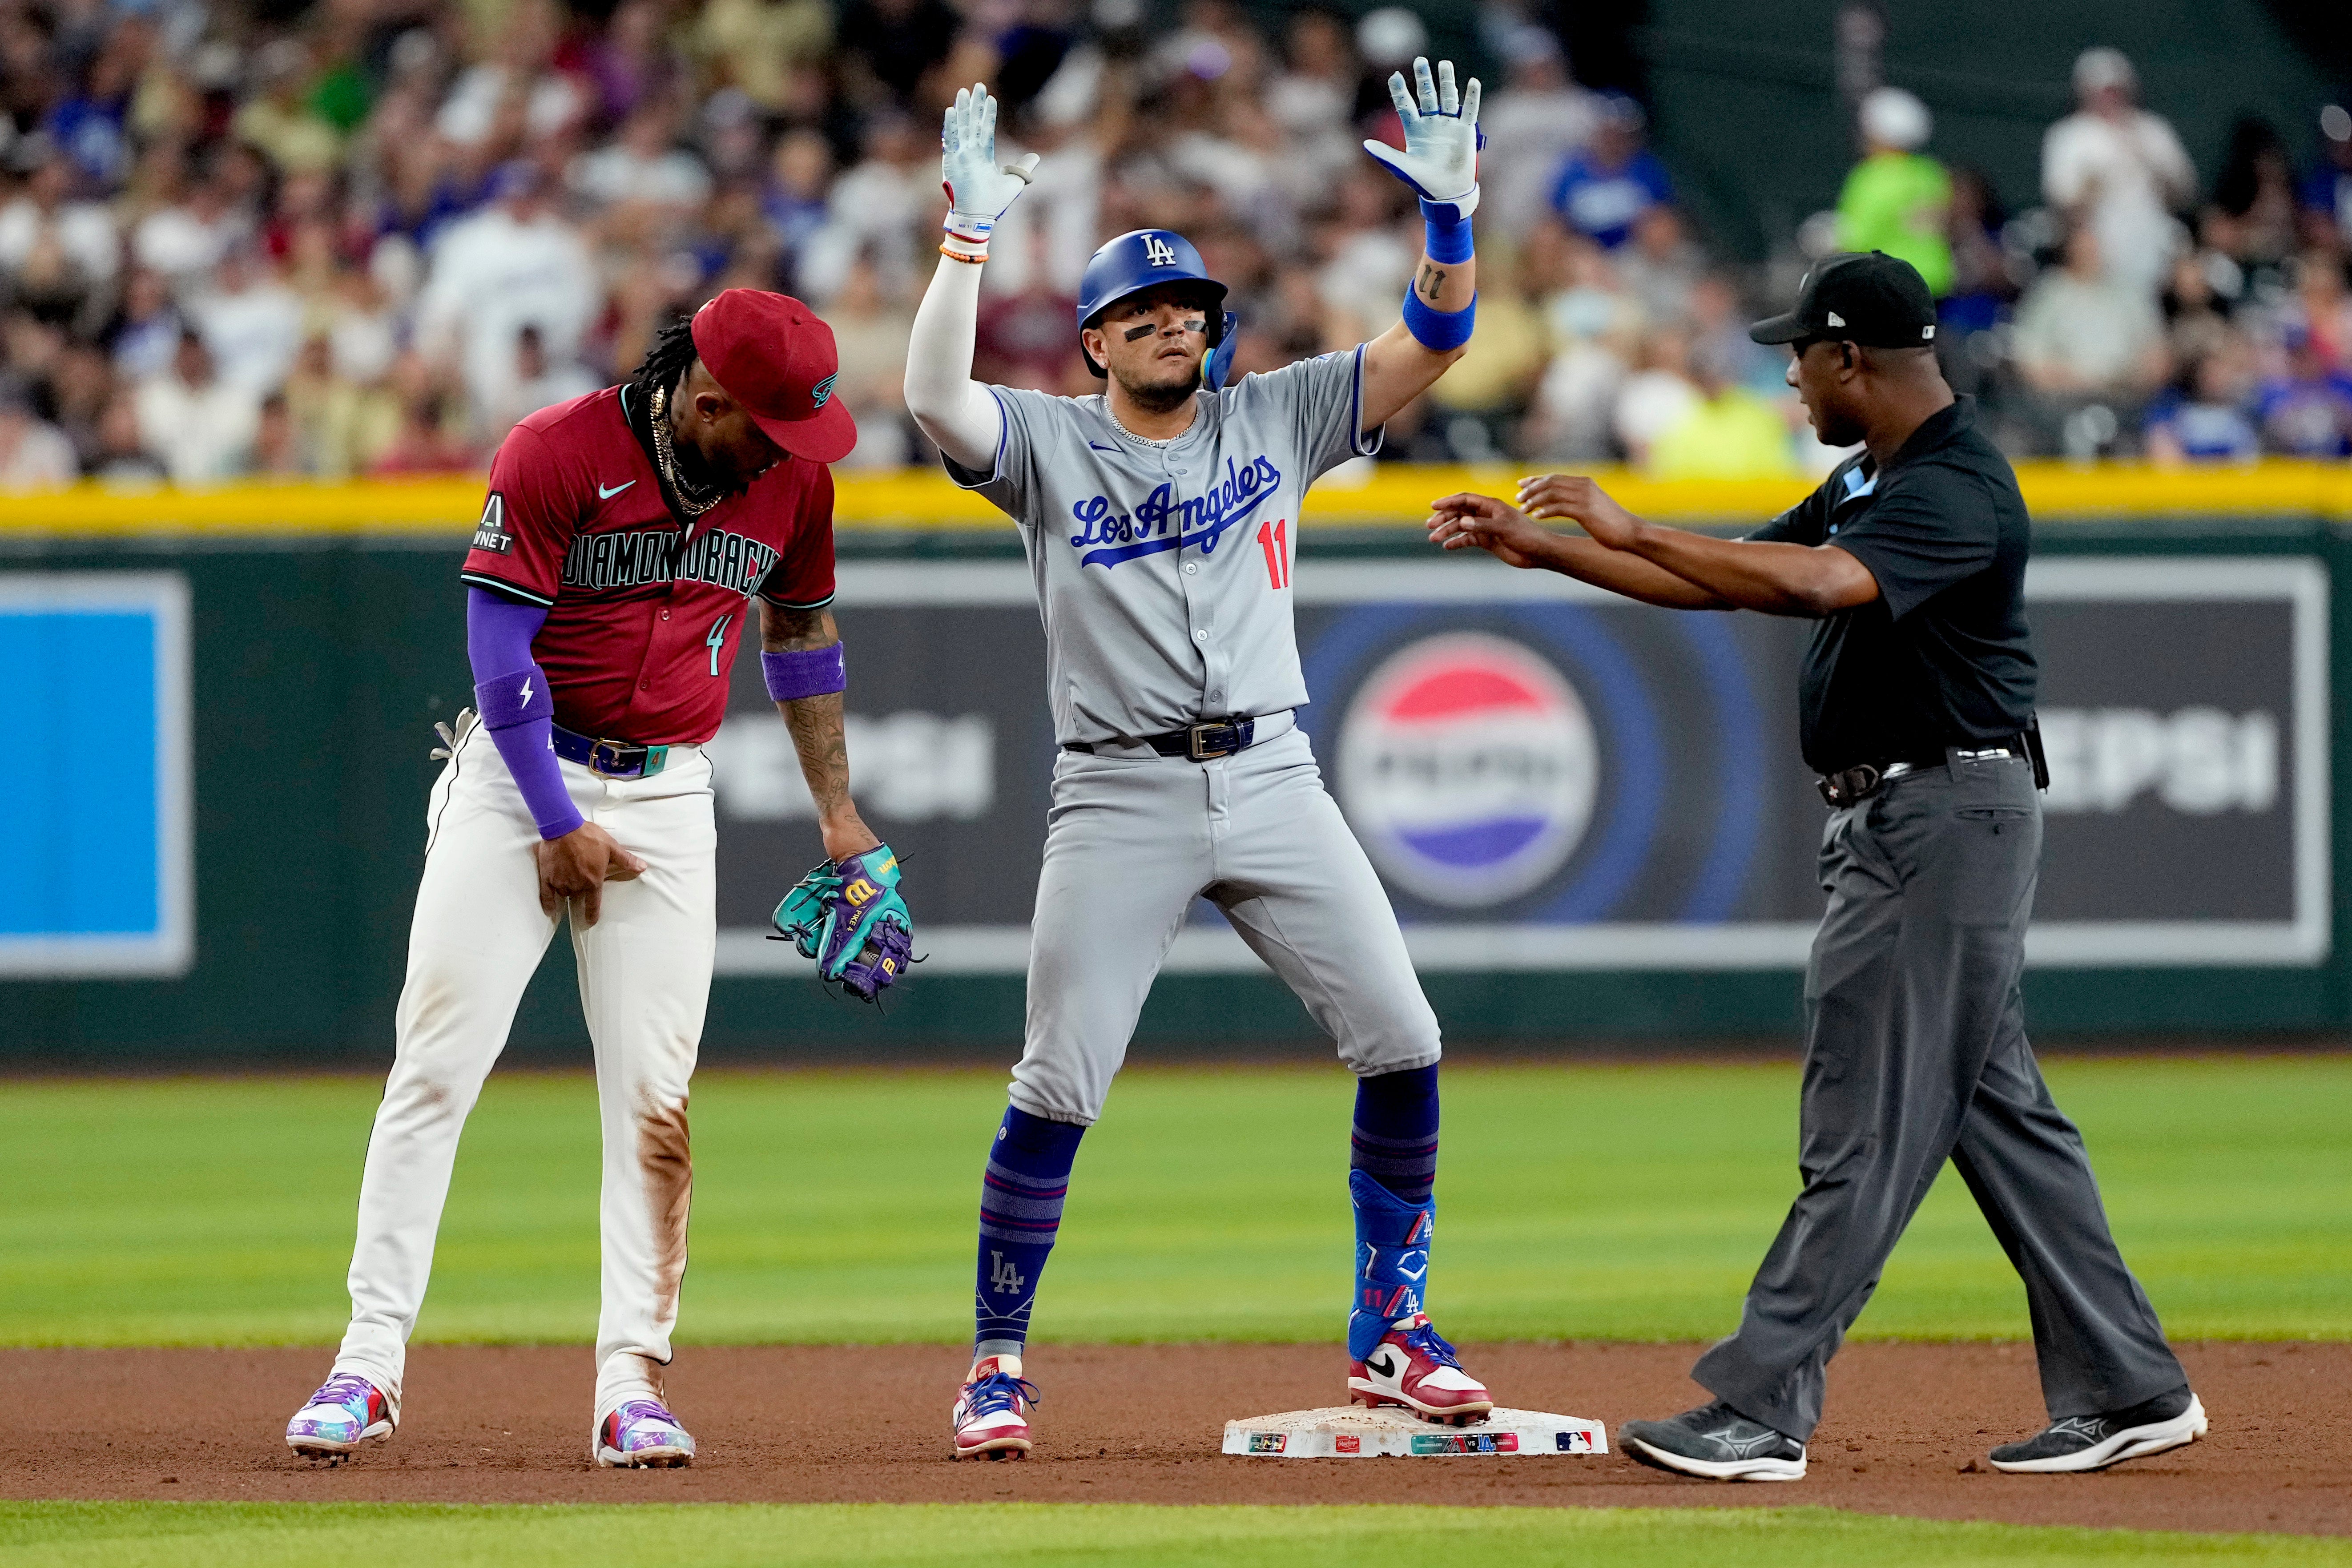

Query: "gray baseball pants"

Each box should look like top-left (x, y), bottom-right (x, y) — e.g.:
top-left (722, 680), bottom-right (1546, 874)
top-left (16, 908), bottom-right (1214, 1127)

top-left (1010, 722), bottom-right (1442, 1125)
top-left (1694, 753), bottom-right (2186, 1441)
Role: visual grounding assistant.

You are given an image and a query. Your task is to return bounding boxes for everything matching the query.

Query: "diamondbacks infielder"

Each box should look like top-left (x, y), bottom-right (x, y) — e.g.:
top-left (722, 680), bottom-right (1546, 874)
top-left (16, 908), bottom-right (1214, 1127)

top-left (905, 66), bottom-right (1491, 1459)
top-left (283, 290), bottom-right (913, 1470)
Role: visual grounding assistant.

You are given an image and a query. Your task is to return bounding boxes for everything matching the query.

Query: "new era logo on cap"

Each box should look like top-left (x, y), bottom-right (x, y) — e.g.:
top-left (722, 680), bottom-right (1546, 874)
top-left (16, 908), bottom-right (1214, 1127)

top-left (1749, 250), bottom-right (1938, 349)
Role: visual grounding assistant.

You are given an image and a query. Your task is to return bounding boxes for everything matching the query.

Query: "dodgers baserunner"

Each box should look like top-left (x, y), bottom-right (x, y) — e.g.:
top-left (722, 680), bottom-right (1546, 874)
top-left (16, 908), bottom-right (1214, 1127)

top-left (283, 290), bottom-right (914, 1469)
top-left (905, 64), bottom-right (1493, 1459)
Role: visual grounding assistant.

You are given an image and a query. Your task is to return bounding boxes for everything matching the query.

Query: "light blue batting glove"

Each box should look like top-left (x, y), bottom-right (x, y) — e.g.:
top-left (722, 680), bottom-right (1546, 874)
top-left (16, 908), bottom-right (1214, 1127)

top-left (1362, 56), bottom-right (1483, 224)
top-left (941, 83), bottom-right (1041, 253)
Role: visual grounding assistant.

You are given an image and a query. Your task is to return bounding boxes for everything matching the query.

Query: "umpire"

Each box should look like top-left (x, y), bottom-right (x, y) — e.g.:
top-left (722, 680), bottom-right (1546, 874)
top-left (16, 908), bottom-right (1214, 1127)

top-left (1426, 252), bottom-right (2205, 1481)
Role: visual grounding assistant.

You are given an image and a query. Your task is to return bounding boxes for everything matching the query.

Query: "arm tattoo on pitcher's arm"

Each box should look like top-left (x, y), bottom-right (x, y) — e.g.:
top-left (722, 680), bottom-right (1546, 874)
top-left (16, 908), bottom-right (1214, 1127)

top-left (1418, 263), bottom-right (1447, 300)
top-left (761, 601), bottom-right (854, 821)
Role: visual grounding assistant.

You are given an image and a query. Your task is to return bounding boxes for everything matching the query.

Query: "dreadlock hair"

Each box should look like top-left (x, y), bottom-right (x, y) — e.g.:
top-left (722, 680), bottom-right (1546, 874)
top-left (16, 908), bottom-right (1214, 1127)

top-left (629, 315), bottom-right (699, 408)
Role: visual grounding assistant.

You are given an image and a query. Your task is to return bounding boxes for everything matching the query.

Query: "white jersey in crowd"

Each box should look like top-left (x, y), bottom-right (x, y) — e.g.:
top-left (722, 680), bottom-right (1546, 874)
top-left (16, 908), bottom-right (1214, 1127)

top-left (945, 346), bottom-right (1378, 745)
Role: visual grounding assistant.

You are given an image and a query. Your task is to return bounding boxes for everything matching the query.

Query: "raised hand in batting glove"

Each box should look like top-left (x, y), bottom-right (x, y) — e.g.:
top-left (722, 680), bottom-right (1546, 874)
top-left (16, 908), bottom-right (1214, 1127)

top-left (1362, 56), bottom-right (1483, 222)
top-left (941, 84), bottom-right (1040, 252)
top-left (772, 844), bottom-right (914, 1004)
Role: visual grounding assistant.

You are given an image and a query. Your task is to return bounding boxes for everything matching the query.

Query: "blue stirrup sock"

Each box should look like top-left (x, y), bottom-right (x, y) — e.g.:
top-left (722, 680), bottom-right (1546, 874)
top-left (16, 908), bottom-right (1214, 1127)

top-left (973, 1105), bottom-right (1085, 1361)
top-left (1348, 1064), bottom-right (1439, 1361)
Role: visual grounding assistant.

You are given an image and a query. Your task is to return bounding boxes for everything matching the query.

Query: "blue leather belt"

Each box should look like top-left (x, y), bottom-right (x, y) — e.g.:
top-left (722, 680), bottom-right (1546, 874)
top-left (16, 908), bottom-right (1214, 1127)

top-left (552, 721), bottom-right (670, 779)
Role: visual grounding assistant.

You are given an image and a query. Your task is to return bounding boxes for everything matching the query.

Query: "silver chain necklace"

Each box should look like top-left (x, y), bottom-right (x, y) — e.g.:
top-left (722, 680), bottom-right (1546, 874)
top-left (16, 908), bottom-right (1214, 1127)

top-left (1104, 397), bottom-right (1189, 449)
top-left (649, 383), bottom-right (723, 516)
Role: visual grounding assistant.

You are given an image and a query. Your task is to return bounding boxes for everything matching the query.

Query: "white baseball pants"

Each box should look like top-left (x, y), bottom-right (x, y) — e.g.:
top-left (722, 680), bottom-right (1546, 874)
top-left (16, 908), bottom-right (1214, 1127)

top-left (1011, 724), bottom-right (1442, 1126)
top-left (331, 717), bottom-right (715, 1425)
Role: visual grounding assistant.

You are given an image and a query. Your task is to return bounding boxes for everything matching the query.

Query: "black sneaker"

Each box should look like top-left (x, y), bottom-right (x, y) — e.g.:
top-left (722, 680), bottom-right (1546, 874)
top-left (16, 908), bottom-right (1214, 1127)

top-left (1988, 1385), bottom-right (2207, 1474)
top-left (1619, 1399), bottom-right (1807, 1482)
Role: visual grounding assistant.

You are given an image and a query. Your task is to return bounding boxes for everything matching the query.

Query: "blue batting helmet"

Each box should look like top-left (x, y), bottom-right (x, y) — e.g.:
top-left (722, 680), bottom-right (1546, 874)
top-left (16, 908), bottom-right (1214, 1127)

top-left (1076, 228), bottom-right (1236, 388)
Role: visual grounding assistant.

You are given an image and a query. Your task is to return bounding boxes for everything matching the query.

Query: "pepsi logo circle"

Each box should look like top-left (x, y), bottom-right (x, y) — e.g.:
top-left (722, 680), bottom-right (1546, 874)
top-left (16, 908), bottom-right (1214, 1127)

top-left (1336, 633), bottom-right (1599, 908)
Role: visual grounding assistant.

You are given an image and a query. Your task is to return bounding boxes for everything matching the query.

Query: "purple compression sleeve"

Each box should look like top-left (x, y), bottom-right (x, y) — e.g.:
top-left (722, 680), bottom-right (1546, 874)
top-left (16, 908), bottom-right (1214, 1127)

top-left (466, 586), bottom-right (584, 841)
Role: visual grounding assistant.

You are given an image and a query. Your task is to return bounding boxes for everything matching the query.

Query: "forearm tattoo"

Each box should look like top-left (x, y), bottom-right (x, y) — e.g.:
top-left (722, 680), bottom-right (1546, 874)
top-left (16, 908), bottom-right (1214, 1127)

top-left (1418, 263), bottom-right (1447, 301)
top-left (761, 601), bottom-right (852, 817)
top-left (783, 689), bottom-right (854, 820)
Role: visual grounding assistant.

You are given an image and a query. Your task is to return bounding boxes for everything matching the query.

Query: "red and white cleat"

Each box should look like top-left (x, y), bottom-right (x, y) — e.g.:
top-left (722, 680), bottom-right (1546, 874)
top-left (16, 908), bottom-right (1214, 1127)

top-left (951, 1353), bottom-right (1039, 1460)
top-left (1348, 1313), bottom-right (1494, 1426)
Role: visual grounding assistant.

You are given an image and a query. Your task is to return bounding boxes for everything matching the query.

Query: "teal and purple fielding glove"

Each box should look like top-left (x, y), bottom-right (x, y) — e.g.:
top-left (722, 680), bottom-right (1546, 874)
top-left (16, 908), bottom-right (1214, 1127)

top-left (772, 844), bottom-right (914, 1003)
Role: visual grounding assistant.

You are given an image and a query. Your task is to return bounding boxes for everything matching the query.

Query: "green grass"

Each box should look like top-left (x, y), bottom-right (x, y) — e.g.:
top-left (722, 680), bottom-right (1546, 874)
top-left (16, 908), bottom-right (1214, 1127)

top-left (0, 1057), bottom-right (2345, 1346)
top-left (1, 1504), bottom-right (2344, 1568)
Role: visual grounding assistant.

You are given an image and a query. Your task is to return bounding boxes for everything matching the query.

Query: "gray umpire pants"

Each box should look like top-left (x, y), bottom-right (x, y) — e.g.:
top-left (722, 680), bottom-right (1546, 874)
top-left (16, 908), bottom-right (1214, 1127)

top-left (1693, 752), bottom-right (2186, 1442)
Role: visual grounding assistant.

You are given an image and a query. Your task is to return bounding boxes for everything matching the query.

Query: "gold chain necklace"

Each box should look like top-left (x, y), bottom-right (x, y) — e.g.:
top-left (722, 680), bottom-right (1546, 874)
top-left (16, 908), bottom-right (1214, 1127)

top-left (649, 383), bottom-right (723, 517)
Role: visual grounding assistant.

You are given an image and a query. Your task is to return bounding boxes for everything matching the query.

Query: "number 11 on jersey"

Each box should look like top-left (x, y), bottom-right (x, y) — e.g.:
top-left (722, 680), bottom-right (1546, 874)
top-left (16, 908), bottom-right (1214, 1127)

top-left (1256, 518), bottom-right (1290, 590)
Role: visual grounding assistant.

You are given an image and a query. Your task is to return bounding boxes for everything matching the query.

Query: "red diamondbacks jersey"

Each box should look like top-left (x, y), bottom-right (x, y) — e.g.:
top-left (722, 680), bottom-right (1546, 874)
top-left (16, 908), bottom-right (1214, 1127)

top-left (459, 385), bottom-right (836, 745)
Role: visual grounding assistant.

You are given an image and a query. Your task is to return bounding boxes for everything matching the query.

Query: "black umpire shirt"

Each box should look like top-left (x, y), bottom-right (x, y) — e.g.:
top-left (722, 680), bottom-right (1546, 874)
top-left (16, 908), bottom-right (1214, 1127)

top-left (1748, 395), bottom-right (2038, 774)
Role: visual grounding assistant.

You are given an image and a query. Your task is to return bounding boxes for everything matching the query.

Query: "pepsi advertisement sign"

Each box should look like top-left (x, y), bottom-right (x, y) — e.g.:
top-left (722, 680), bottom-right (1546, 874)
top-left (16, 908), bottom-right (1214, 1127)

top-left (1334, 632), bottom-right (1599, 907)
top-left (707, 556), bottom-right (2326, 976)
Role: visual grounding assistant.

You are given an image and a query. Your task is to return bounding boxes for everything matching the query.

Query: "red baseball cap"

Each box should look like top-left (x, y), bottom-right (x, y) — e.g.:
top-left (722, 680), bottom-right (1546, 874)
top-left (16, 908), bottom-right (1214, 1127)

top-left (689, 289), bottom-right (858, 464)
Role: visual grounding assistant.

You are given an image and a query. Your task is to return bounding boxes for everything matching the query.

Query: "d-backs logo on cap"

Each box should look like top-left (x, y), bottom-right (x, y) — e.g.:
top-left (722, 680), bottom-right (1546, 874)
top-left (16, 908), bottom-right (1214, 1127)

top-left (1143, 234), bottom-right (1178, 266)
top-left (810, 372), bottom-right (838, 410)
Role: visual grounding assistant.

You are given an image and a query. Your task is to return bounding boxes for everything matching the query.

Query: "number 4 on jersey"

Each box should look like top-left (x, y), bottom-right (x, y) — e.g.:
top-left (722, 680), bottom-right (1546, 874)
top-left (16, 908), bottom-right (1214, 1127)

top-left (1256, 518), bottom-right (1290, 590)
top-left (706, 612), bottom-right (733, 676)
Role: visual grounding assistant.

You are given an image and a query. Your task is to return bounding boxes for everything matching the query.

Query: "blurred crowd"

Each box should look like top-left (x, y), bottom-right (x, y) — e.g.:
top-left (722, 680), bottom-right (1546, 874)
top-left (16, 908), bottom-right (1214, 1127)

top-left (0, 0), bottom-right (2344, 488)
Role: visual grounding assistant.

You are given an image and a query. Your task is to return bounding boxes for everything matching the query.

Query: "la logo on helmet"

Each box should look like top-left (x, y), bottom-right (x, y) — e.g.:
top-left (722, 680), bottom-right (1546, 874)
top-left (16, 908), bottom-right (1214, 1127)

top-left (1143, 235), bottom-right (1177, 266)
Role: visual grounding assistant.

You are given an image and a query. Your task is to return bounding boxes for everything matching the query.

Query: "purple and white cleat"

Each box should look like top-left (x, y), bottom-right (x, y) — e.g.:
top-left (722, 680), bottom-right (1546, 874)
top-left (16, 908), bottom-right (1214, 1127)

top-left (285, 1370), bottom-right (397, 1460)
top-left (595, 1399), bottom-right (696, 1468)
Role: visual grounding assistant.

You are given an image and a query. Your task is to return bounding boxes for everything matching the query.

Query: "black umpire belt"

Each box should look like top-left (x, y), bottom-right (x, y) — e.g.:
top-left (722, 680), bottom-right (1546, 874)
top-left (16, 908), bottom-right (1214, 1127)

top-left (1817, 737), bottom-right (2029, 809)
top-left (552, 721), bottom-right (672, 779)
top-left (1063, 711), bottom-right (1292, 761)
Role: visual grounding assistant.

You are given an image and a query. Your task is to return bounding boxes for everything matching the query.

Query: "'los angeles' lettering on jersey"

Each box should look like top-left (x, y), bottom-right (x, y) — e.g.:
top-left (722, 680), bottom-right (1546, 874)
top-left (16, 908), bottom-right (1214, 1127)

top-left (947, 347), bottom-right (1374, 745)
top-left (1067, 453), bottom-right (1283, 568)
top-left (557, 522), bottom-right (783, 598)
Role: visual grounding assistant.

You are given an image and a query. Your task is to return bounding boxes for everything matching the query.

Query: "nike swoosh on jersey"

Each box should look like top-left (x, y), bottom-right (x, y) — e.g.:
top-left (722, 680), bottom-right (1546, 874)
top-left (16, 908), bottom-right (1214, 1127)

top-left (1087, 441), bottom-right (1119, 453)
top-left (598, 480), bottom-right (637, 499)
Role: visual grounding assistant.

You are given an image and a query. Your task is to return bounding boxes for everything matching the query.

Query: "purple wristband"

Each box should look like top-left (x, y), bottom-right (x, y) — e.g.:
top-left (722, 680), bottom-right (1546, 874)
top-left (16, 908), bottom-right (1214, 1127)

top-left (475, 665), bottom-right (583, 840)
top-left (475, 663), bottom-right (555, 730)
top-left (763, 643), bottom-right (846, 701)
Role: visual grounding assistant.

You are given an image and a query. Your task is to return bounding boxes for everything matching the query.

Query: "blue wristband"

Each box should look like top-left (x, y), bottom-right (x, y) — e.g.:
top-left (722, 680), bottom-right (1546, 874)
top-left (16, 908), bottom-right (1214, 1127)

top-left (1420, 197), bottom-right (1474, 264)
top-left (1401, 286), bottom-right (1477, 351)
top-left (763, 643), bottom-right (846, 701)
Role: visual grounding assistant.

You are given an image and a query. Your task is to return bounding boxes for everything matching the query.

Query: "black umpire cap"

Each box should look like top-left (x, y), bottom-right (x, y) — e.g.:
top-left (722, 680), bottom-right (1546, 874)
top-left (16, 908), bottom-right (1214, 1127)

top-left (1749, 251), bottom-right (1938, 348)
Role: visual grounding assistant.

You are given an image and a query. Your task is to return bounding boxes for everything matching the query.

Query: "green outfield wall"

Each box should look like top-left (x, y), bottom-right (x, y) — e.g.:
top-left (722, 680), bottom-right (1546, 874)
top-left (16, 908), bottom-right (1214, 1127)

top-left (3, 474), bottom-right (2348, 1065)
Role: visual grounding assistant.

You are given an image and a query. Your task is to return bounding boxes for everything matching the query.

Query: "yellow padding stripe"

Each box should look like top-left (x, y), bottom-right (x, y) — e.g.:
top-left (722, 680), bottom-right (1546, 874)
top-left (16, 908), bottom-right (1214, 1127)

top-left (0, 461), bottom-right (2346, 537)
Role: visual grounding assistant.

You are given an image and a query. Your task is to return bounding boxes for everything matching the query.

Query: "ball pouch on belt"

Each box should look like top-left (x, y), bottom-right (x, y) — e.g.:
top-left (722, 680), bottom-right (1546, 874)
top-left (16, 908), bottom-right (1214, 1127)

top-left (1348, 1169), bottom-right (1432, 1361)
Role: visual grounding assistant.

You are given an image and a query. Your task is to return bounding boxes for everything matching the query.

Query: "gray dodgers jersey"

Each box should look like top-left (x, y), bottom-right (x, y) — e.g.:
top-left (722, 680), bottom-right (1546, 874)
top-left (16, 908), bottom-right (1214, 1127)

top-left (945, 347), bottom-right (1380, 745)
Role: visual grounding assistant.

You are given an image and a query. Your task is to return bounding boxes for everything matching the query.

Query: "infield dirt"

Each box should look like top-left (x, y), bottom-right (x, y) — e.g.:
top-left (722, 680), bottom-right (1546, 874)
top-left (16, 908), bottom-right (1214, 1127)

top-left (2, 1343), bottom-right (2340, 1536)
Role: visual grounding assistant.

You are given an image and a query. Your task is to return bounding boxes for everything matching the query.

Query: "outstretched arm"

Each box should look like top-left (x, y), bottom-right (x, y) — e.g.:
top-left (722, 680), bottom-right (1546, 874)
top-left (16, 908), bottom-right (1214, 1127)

top-left (758, 598), bottom-right (880, 863)
top-left (904, 84), bottom-right (1038, 472)
top-left (1429, 476), bottom-right (1881, 618)
top-left (1359, 57), bottom-right (1481, 429)
top-left (1427, 492), bottom-right (1734, 609)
